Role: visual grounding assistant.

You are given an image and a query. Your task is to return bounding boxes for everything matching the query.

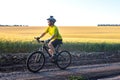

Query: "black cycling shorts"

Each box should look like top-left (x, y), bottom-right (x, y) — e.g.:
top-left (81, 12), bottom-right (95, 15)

top-left (51, 39), bottom-right (63, 48)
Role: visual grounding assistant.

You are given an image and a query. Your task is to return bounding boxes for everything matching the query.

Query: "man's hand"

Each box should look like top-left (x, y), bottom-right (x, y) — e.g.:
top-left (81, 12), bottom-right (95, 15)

top-left (34, 37), bottom-right (40, 40)
top-left (34, 37), bottom-right (40, 43)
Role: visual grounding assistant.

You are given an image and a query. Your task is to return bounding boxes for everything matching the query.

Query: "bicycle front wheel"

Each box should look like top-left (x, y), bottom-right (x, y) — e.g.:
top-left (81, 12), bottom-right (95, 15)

top-left (26, 51), bottom-right (45, 73)
top-left (56, 50), bottom-right (71, 70)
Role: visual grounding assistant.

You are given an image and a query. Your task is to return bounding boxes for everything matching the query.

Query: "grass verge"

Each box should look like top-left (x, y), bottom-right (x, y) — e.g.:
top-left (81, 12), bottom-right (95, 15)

top-left (0, 40), bottom-right (120, 54)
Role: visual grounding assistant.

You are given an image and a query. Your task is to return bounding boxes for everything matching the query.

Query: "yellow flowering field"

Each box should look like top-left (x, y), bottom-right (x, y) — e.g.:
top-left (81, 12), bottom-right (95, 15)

top-left (0, 26), bottom-right (120, 43)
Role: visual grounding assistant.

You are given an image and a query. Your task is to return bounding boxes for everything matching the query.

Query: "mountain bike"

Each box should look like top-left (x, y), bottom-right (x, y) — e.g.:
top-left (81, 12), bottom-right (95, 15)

top-left (26, 38), bottom-right (71, 73)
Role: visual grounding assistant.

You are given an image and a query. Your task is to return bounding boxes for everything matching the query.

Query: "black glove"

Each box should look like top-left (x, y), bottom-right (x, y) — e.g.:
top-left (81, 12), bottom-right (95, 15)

top-left (34, 37), bottom-right (40, 43)
top-left (36, 37), bottom-right (40, 40)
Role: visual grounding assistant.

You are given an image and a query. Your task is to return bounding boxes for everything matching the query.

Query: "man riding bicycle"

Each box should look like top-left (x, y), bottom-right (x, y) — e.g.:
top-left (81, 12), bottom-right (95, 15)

top-left (36, 16), bottom-right (62, 60)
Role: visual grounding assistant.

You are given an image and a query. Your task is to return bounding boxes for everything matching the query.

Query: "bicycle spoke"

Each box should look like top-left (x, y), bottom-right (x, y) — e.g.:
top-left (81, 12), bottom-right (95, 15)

top-left (56, 50), bottom-right (71, 70)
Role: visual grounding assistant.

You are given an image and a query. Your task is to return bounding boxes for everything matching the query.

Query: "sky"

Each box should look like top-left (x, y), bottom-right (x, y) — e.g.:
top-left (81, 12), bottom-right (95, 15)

top-left (0, 0), bottom-right (120, 26)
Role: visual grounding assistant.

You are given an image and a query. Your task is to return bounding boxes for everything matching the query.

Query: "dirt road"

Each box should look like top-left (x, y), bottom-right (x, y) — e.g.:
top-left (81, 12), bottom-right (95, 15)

top-left (0, 62), bottom-right (120, 80)
top-left (0, 51), bottom-right (120, 80)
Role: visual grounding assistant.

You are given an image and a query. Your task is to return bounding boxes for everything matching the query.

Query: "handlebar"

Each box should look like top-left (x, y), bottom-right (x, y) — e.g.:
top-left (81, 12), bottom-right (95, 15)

top-left (34, 37), bottom-right (44, 43)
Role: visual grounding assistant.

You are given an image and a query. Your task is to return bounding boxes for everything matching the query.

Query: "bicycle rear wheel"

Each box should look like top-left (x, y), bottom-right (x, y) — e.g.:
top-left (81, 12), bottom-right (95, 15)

top-left (56, 50), bottom-right (71, 70)
top-left (26, 51), bottom-right (45, 73)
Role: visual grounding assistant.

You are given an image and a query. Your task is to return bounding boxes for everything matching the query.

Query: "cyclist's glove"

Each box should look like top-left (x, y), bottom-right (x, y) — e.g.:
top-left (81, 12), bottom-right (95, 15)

top-left (35, 37), bottom-right (40, 43)
top-left (36, 37), bottom-right (40, 40)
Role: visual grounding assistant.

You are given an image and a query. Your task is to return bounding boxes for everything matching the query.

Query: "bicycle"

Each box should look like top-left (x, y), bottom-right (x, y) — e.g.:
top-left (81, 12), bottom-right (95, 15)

top-left (26, 38), bottom-right (72, 73)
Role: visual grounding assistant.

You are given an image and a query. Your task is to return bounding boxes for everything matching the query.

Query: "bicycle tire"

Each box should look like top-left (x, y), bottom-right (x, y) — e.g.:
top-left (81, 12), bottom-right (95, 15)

top-left (56, 50), bottom-right (71, 70)
top-left (26, 51), bottom-right (45, 73)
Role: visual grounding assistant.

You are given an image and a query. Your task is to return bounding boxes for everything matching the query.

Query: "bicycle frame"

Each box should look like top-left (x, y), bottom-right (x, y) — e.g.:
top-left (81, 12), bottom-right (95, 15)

top-left (35, 38), bottom-right (61, 57)
top-left (41, 43), bottom-right (52, 57)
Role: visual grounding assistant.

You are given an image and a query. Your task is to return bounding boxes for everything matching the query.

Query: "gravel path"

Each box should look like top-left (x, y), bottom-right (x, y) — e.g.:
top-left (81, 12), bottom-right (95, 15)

top-left (0, 51), bottom-right (120, 80)
top-left (98, 75), bottom-right (120, 80)
top-left (0, 62), bottom-right (120, 80)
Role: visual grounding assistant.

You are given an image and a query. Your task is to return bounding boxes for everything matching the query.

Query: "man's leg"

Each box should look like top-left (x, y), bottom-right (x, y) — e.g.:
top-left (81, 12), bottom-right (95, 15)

top-left (48, 42), bottom-right (55, 57)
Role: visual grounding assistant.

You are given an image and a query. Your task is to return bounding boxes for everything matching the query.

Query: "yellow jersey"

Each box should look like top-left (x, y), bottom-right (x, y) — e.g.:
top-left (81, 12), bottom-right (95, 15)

top-left (45, 25), bottom-right (62, 40)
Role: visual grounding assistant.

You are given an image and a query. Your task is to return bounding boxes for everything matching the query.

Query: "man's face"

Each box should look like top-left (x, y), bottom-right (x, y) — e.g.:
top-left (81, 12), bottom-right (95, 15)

top-left (48, 20), bottom-right (54, 26)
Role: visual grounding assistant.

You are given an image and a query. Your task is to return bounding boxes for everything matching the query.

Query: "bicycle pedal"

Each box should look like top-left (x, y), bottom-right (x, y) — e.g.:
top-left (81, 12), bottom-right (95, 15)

top-left (50, 58), bottom-right (57, 63)
top-left (51, 60), bottom-right (57, 64)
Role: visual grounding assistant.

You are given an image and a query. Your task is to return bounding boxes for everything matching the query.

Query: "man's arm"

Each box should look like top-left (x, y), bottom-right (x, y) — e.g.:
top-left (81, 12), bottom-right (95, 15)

top-left (36, 32), bottom-right (47, 39)
top-left (39, 32), bottom-right (47, 39)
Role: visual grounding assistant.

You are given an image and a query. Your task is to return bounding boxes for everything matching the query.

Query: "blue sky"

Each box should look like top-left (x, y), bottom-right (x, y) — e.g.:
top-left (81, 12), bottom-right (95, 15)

top-left (0, 0), bottom-right (120, 26)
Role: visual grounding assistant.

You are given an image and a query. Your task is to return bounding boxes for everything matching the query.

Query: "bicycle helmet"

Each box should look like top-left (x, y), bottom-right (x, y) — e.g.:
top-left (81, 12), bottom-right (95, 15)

top-left (47, 16), bottom-right (56, 23)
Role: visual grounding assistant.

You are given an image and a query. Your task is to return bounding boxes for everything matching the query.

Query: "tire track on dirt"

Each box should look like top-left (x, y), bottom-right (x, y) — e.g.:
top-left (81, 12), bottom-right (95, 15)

top-left (0, 62), bottom-right (120, 80)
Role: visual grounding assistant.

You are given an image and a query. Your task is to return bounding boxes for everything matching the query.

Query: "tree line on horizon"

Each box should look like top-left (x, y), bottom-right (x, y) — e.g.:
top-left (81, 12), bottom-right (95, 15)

top-left (0, 24), bottom-right (29, 27)
top-left (98, 24), bottom-right (120, 26)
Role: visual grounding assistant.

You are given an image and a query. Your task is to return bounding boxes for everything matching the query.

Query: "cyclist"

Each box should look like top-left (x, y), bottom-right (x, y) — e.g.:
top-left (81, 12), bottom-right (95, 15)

top-left (36, 16), bottom-right (62, 60)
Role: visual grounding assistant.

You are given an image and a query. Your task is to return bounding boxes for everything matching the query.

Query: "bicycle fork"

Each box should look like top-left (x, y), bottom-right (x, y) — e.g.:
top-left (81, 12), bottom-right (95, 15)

top-left (35, 53), bottom-right (42, 63)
